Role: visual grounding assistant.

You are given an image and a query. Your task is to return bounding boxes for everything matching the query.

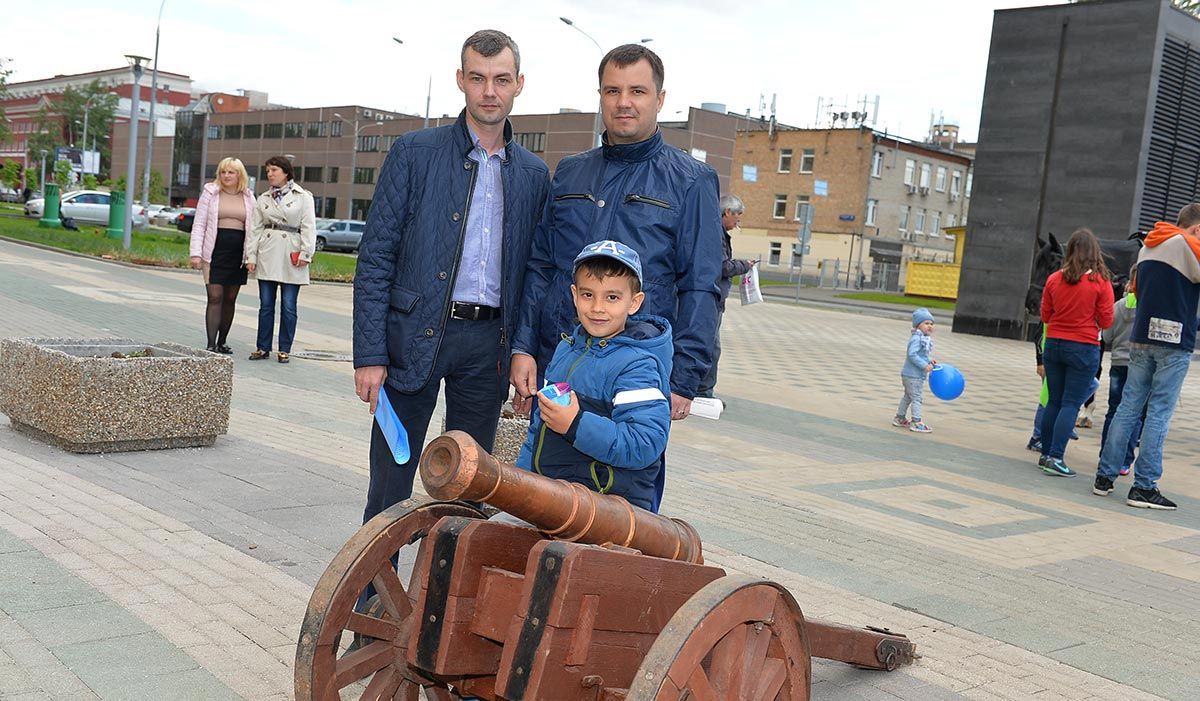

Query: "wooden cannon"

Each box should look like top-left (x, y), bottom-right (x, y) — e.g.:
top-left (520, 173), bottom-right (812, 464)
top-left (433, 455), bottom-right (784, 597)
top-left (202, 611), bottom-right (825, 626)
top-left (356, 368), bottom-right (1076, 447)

top-left (296, 431), bottom-right (916, 700)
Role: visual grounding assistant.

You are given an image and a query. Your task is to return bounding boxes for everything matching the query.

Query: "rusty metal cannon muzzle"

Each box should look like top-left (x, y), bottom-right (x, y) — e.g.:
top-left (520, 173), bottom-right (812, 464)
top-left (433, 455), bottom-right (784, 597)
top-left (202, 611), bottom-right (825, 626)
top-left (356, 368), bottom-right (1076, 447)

top-left (420, 430), bottom-right (704, 564)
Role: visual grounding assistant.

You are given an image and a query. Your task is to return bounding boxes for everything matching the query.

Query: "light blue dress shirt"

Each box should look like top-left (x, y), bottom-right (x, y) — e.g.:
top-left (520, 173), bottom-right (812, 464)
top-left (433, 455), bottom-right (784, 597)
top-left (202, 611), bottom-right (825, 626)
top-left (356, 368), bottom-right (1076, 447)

top-left (451, 127), bottom-right (506, 307)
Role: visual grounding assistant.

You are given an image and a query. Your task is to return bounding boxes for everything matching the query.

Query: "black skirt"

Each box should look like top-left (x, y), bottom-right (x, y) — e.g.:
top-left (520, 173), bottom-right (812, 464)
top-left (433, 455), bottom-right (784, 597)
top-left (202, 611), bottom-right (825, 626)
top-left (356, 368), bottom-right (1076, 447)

top-left (209, 227), bottom-right (248, 286)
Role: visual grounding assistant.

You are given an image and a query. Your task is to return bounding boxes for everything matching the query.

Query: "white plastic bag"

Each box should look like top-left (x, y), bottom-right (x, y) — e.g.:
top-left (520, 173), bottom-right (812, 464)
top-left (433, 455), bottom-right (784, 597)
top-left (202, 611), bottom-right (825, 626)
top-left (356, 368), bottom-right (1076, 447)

top-left (739, 264), bottom-right (763, 305)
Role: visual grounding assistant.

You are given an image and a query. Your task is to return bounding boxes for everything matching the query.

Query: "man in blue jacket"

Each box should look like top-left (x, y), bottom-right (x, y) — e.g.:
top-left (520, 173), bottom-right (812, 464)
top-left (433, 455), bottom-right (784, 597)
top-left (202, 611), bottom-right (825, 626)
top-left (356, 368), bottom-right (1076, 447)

top-left (509, 44), bottom-right (723, 423)
top-left (353, 30), bottom-right (549, 524)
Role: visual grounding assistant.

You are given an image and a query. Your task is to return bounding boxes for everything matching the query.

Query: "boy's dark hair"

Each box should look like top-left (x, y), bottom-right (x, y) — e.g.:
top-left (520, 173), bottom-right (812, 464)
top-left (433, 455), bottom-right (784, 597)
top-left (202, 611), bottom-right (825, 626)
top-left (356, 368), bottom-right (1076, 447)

top-left (1177, 202), bottom-right (1200, 228)
top-left (575, 257), bottom-right (642, 294)
top-left (264, 155), bottom-right (294, 181)
top-left (462, 29), bottom-right (521, 74)
top-left (598, 44), bottom-right (664, 92)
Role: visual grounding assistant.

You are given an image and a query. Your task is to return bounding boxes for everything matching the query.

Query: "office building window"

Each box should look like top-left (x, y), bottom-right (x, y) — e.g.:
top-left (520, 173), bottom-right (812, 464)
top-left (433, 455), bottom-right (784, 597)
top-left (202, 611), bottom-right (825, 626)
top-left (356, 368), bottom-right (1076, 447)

top-left (330, 120), bottom-right (343, 137)
top-left (794, 194), bottom-right (811, 221)
top-left (966, 170), bottom-right (973, 197)
top-left (866, 199), bottom-right (878, 226)
top-left (919, 163), bottom-right (931, 189)
top-left (769, 241), bottom-right (782, 266)
top-left (204, 164), bottom-right (217, 179)
top-left (352, 198), bottom-right (372, 220)
top-left (243, 123), bottom-right (261, 139)
top-left (904, 159), bottom-right (915, 186)
top-left (871, 151), bottom-right (883, 178)
top-left (353, 167), bottom-right (376, 185)
top-left (355, 135), bottom-right (380, 152)
top-left (307, 121), bottom-right (327, 137)
top-left (284, 122), bottom-right (304, 138)
top-left (778, 148), bottom-right (793, 173)
top-left (303, 166), bottom-right (323, 183)
top-left (322, 196), bottom-right (337, 218)
top-left (914, 207), bottom-right (926, 233)
top-left (207, 125), bottom-right (221, 139)
top-left (773, 194), bottom-right (787, 219)
top-left (935, 166), bottom-right (947, 192)
top-left (264, 123), bottom-right (283, 138)
top-left (929, 211), bottom-right (941, 236)
top-left (899, 205), bottom-right (910, 231)
top-left (951, 169), bottom-right (962, 195)
top-left (515, 132), bottom-right (545, 152)
top-left (946, 213), bottom-right (957, 227)
top-left (799, 148), bottom-right (815, 173)
top-left (224, 124), bottom-right (241, 140)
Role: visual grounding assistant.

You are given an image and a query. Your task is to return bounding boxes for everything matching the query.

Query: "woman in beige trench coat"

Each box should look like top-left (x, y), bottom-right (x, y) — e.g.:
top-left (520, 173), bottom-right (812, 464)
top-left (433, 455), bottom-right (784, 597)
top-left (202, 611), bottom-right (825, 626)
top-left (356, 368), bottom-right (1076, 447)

top-left (245, 155), bottom-right (316, 363)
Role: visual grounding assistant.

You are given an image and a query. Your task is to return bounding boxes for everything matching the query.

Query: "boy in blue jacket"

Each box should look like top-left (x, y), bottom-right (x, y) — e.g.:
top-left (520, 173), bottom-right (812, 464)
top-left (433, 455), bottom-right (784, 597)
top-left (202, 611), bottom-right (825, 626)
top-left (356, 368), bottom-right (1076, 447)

top-left (893, 308), bottom-right (936, 433)
top-left (515, 240), bottom-right (673, 513)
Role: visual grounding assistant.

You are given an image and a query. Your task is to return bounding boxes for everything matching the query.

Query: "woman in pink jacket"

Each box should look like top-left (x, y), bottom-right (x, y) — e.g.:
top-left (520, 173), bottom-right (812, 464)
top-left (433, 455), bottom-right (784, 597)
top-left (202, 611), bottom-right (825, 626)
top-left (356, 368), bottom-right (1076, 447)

top-left (189, 157), bottom-right (256, 353)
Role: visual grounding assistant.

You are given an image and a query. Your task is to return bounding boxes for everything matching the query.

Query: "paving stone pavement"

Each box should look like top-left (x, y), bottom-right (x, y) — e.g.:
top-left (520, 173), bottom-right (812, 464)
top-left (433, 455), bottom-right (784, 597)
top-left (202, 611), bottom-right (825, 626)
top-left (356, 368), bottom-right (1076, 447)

top-left (1, 238), bottom-right (1198, 699)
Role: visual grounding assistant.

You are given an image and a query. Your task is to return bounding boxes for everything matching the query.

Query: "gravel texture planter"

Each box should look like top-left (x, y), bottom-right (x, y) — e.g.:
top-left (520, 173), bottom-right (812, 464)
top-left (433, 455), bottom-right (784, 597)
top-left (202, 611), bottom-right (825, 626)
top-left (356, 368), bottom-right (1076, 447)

top-left (0, 337), bottom-right (233, 453)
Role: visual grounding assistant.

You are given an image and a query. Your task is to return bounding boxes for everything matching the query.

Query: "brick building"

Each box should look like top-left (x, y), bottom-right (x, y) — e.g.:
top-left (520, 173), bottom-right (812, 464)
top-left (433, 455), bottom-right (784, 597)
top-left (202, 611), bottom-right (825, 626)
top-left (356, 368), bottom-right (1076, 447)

top-left (729, 124), bottom-right (972, 288)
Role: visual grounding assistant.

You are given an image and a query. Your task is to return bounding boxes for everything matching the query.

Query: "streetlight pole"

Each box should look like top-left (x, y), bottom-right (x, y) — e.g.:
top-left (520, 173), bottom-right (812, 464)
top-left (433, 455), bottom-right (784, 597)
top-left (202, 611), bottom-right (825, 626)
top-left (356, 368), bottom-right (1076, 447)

top-left (392, 38), bottom-right (432, 129)
top-left (334, 112), bottom-right (383, 220)
top-left (559, 17), bottom-right (604, 149)
top-left (141, 0), bottom-right (167, 207)
top-left (39, 150), bottom-right (48, 195)
top-left (124, 55), bottom-right (149, 251)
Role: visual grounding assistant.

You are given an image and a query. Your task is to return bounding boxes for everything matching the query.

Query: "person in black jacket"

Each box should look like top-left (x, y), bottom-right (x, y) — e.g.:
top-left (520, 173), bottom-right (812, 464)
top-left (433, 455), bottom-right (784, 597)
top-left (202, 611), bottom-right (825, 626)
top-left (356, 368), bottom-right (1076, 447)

top-left (696, 194), bottom-right (755, 398)
top-left (352, 29), bottom-right (549, 524)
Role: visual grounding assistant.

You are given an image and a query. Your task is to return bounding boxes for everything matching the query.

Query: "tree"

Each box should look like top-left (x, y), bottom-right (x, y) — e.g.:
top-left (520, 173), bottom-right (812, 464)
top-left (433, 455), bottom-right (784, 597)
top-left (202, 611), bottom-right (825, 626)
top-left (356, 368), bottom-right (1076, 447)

top-left (0, 160), bottom-right (21, 192)
top-left (82, 173), bottom-right (98, 190)
top-left (59, 81), bottom-right (118, 178)
top-left (53, 158), bottom-right (73, 189)
top-left (26, 105), bottom-right (62, 170)
top-left (0, 58), bottom-right (12, 148)
top-left (147, 169), bottom-right (167, 204)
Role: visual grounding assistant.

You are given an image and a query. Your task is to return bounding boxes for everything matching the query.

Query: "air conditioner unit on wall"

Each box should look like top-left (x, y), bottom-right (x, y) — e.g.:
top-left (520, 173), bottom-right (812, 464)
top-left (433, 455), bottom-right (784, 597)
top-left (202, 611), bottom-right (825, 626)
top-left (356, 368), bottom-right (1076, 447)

top-left (906, 184), bottom-right (917, 194)
top-left (950, 191), bottom-right (958, 202)
top-left (919, 186), bottom-right (930, 196)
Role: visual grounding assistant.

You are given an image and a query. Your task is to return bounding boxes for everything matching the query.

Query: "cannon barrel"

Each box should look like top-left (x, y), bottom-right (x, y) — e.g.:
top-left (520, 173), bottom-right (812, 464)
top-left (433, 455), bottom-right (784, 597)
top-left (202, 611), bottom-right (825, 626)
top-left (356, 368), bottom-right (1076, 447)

top-left (419, 431), bottom-right (703, 564)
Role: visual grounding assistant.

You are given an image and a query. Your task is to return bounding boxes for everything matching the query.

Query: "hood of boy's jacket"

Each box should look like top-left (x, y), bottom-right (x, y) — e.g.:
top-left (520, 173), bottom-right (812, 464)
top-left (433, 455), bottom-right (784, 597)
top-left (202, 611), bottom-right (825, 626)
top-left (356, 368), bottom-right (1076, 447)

top-left (570, 313), bottom-right (673, 363)
top-left (1146, 220), bottom-right (1200, 255)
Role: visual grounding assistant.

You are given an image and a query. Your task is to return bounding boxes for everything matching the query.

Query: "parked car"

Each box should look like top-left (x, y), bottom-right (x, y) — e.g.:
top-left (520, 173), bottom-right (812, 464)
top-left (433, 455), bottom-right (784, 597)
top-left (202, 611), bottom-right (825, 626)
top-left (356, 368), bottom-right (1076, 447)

top-left (315, 219), bottom-right (367, 252)
top-left (23, 190), bottom-right (148, 227)
top-left (0, 187), bottom-right (20, 203)
top-left (175, 208), bottom-right (197, 233)
top-left (152, 206), bottom-right (183, 226)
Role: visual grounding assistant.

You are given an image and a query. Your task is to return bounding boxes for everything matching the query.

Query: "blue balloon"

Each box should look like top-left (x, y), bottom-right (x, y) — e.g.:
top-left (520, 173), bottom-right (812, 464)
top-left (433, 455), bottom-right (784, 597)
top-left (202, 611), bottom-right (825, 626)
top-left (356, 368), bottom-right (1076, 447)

top-left (929, 364), bottom-right (965, 401)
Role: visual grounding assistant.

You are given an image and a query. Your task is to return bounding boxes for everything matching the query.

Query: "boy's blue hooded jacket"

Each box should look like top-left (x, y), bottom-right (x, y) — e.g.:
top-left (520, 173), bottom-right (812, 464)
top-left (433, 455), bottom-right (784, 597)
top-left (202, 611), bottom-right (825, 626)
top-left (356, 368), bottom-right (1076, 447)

top-left (516, 314), bottom-right (673, 512)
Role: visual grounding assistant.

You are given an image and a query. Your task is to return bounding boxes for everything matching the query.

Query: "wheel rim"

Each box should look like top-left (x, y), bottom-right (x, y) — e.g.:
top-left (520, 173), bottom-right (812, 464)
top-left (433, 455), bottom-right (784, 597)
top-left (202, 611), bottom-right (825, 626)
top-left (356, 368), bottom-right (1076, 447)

top-left (295, 500), bottom-right (483, 700)
top-left (316, 237), bottom-right (326, 251)
top-left (628, 575), bottom-right (811, 701)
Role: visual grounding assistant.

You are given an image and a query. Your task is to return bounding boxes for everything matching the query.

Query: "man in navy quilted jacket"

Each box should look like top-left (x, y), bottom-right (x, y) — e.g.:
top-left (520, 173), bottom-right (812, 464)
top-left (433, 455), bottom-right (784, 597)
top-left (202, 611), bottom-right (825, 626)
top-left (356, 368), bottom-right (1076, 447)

top-left (509, 44), bottom-right (723, 424)
top-left (352, 30), bottom-right (549, 524)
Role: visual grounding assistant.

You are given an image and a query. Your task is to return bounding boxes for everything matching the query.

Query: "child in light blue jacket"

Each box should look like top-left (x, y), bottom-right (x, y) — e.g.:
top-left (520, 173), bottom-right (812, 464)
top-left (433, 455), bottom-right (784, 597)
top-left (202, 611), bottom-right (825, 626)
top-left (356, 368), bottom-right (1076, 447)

top-left (894, 308), bottom-right (936, 433)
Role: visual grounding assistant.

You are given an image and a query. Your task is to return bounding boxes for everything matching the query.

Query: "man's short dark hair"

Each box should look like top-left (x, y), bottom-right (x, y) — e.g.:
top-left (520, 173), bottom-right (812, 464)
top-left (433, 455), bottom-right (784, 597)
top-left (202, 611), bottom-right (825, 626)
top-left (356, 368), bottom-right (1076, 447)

top-left (264, 155), bottom-right (294, 181)
top-left (598, 44), bottom-right (664, 92)
top-left (575, 257), bottom-right (642, 294)
top-left (462, 29), bottom-right (521, 75)
top-left (1177, 203), bottom-right (1200, 228)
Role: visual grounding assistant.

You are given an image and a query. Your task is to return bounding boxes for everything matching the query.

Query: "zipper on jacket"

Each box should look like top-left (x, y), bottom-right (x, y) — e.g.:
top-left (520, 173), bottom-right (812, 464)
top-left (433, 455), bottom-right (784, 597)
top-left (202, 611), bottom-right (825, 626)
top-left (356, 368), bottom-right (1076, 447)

top-left (532, 337), bottom-right (593, 474)
top-left (624, 193), bottom-right (671, 209)
top-left (554, 193), bottom-right (596, 203)
top-left (427, 159), bottom-right (478, 384)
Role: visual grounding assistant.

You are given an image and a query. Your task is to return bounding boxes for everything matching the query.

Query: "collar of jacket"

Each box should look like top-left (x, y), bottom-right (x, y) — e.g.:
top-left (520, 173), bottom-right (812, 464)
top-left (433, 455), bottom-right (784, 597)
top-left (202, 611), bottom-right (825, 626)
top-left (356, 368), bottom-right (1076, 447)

top-left (602, 128), bottom-right (664, 163)
top-left (453, 109), bottom-right (514, 162)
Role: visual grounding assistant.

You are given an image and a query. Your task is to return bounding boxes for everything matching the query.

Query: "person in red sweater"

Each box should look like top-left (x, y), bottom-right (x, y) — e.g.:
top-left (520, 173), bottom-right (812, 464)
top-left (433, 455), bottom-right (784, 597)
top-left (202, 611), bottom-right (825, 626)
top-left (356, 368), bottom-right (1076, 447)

top-left (1038, 228), bottom-right (1114, 477)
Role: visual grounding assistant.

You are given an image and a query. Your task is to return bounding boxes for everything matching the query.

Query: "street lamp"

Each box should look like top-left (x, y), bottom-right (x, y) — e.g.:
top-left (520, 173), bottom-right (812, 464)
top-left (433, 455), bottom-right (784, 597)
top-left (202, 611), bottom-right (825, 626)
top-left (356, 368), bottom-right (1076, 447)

top-left (39, 149), bottom-right (48, 197)
top-left (392, 37), bottom-right (431, 129)
top-left (333, 112), bottom-right (383, 220)
top-left (123, 54), bottom-right (150, 251)
top-left (559, 17), bottom-right (605, 149)
top-left (80, 93), bottom-right (100, 175)
top-left (141, 0), bottom-right (167, 208)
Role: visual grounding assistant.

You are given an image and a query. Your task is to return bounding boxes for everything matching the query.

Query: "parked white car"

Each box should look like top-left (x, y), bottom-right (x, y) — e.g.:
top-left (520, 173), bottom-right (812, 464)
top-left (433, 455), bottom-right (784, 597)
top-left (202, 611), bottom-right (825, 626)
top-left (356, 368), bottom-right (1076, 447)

top-left (24, 190), bottom-right (148, 228)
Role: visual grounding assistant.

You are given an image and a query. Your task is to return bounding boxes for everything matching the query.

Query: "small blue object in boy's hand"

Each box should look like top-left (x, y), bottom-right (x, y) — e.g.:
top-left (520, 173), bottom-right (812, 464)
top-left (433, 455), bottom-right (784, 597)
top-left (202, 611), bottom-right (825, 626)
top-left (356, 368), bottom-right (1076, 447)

top-left (374, 387), bottom-right (410, 463)
top-left (929, 363), bottom-right (966, 401)
top-left (540, 382), bottom-right (572, 406)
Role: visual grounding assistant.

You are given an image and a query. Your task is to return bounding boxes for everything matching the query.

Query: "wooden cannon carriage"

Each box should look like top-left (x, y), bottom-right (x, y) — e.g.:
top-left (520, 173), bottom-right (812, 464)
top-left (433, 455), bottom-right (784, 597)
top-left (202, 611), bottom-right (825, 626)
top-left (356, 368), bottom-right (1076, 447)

top-left (296, 431), bottom-right (916, 700)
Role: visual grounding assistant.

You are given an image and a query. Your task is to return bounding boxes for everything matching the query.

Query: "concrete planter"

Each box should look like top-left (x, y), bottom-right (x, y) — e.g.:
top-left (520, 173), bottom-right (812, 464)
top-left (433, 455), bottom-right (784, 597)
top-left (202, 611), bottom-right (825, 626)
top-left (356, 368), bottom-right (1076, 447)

top-left (0, 337), bottom-right (233, 453)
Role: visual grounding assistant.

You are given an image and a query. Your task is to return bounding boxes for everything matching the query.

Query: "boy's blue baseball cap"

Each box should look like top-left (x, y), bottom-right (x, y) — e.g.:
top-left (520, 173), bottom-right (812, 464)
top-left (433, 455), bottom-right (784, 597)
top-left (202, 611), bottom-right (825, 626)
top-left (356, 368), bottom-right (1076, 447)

top-left (573, 240), bottom-right (643, 284)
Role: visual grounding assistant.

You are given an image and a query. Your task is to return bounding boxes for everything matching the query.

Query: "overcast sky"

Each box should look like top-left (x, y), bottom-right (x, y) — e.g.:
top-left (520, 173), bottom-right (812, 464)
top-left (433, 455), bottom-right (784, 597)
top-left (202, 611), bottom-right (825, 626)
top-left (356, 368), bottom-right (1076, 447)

top-left (8, 0), bottom-right (1067, 142)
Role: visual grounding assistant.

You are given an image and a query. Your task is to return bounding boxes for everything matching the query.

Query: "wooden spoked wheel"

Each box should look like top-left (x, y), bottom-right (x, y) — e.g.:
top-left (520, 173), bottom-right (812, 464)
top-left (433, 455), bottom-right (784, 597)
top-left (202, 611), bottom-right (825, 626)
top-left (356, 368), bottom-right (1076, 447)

top-left (295, 500), bottom-right (483, 700)
top-left (627, 575), bottom-right (811, 701)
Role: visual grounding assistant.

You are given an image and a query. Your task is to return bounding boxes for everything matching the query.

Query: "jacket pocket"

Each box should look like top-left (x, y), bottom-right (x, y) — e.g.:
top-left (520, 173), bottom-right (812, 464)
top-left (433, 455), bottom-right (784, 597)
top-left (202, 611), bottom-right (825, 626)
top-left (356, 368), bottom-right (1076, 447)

top-left (389, 286), bottom-right (420, 313)
top-left (554, 192), bottom-right (596, 203)
top-left (624, 193), bottom-right (672, 209)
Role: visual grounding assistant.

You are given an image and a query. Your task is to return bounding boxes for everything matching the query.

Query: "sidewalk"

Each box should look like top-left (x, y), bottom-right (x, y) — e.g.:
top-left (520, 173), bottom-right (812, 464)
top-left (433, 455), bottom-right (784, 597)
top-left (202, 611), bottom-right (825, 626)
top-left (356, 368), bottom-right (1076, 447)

top-left (1, 238), bottom-right (1197, 699)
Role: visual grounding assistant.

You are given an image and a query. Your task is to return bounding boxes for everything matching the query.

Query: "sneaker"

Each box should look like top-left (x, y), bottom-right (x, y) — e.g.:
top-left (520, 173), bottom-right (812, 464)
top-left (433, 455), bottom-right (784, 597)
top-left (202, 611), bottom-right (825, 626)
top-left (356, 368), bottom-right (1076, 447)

top-left (892, 416), bottom-right (910, 428)
top-left (1126, 487), bottom-right (1177, 510)
top-left (1118, 465), bottom-right (1131, 476)
top-left (909, 422), bottom-right (932, 433)
top-left (1093, 475), bottom-right (1114, 496)
top-left (1040, 457), bottom-right (1076, 477)
top-left (1026, 437), bottom-right (1043, 452)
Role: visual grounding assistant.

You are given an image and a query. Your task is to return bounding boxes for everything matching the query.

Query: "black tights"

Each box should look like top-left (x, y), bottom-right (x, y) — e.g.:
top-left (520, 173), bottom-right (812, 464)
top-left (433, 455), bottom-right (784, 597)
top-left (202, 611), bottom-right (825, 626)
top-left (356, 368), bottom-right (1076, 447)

top-left (205, 284), bottom-right (241, 347)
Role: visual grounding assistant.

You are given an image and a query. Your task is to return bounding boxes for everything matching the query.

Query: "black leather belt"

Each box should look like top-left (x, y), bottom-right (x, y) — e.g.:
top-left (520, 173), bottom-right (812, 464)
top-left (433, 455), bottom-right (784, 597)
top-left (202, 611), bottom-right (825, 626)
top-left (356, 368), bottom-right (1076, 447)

top-left (449, 301), bottom-right (501, 321)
